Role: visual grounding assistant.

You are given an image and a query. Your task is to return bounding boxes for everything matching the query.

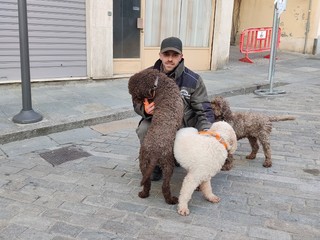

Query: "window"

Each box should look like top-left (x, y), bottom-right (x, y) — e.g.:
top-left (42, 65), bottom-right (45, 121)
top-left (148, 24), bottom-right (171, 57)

top-left (145, 0), bottom-right (212, 47)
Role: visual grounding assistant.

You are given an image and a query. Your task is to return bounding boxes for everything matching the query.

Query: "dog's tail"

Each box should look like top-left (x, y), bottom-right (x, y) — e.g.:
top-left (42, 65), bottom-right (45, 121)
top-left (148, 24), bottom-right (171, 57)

top-left (269, 115), bottom-right (296, 122)
top-left (140, 159), bottom-right (158, 186)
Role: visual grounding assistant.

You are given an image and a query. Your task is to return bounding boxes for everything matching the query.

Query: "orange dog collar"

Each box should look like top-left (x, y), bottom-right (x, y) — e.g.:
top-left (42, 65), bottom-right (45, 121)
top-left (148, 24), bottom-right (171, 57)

top-left (198, 130), bottom-right (228, 150)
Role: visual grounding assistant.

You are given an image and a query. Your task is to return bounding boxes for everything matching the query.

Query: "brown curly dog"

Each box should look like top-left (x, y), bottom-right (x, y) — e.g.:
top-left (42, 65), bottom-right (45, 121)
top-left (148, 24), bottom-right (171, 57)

top-left (211, 96), bottom-right (295, 170)
top-left (128, 69), bottom-right (184, 204)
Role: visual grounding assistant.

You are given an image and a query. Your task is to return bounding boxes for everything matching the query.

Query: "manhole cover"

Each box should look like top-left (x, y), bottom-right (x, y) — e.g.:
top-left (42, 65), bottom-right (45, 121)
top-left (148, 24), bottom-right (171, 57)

top-left (40, 145), bottom-right (91, 166)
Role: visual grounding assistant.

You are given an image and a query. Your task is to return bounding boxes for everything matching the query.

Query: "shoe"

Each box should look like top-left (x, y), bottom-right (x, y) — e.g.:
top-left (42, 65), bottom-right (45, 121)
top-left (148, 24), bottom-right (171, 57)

top-left (151, 165), bottom-right (162, 181)
top-left (174, 158), bottom-right (181, 167)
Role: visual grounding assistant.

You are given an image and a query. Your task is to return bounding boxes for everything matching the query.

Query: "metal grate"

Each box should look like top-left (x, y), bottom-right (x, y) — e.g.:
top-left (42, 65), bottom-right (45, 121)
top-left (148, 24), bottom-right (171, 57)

top-left (40, 146), bottom-right (91, 166)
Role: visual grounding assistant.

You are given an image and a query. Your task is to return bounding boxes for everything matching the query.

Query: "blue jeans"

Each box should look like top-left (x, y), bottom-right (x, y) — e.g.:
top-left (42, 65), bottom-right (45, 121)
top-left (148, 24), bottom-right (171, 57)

top-left (136, 118), bottom-right (151, 144)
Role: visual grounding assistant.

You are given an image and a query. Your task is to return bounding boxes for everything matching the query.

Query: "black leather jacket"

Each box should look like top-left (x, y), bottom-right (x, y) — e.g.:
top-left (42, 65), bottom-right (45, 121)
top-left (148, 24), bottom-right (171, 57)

top-left (134, 58), bottom-right (215, 131)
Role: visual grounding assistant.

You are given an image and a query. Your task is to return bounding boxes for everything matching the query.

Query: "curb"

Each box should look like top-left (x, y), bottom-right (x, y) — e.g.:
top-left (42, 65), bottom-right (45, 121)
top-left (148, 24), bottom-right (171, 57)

top-left (0, 109), bottom-right (136, 145)
top-left (0, 82), bottom-right (288, 145)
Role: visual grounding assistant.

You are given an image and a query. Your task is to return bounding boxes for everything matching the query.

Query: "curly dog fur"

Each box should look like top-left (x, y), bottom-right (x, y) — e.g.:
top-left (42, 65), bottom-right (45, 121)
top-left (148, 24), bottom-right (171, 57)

top-left (174, 121), bottom-right (237, 216)
top-left (128, 69), bottom-right (184, 205)
top-left (211, 96), bottom-right (296, 170)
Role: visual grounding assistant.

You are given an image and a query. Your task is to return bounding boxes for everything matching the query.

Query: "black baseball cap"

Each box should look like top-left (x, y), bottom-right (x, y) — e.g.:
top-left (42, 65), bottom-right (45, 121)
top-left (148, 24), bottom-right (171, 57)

top-left (160, 37), bottom-right (182, 54)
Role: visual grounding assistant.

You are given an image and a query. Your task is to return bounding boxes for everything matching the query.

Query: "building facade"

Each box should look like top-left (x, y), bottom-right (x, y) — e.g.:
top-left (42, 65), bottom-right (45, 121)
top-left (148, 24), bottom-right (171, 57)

top-left (0, 0), bottom-right (319, 83)
top-left (0, 0), bottom-right (234, 82)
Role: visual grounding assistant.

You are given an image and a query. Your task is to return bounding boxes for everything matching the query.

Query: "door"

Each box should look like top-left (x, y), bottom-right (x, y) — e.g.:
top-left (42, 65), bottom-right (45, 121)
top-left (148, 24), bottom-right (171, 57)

top-left (113, 0), bottom-right (142, 74)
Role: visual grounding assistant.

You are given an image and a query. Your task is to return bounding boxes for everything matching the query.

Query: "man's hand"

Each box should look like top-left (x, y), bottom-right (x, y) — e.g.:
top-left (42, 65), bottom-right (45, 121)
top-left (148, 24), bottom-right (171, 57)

top-left (144, 98), bottom-right (155, 115)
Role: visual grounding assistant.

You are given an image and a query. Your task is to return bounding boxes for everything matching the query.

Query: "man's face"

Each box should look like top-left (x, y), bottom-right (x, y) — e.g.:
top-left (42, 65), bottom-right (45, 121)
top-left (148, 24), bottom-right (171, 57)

top-left (159, 50), bottom-right (183, 73)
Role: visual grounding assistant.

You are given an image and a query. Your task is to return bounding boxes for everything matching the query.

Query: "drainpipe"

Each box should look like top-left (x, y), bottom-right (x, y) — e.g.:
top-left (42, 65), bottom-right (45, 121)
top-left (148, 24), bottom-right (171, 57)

top-left (303, 0), bottom-right (312, 54)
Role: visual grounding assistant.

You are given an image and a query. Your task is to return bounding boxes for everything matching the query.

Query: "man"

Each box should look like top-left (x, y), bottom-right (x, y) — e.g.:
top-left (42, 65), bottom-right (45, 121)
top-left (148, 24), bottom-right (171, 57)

top-left (134, 37), bottom-right (215, 181)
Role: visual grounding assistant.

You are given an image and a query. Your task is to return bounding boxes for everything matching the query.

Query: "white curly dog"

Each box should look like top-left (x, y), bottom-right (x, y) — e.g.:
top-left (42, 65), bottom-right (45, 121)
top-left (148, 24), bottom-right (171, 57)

top-left (174, 121), bottom-right (237, 216)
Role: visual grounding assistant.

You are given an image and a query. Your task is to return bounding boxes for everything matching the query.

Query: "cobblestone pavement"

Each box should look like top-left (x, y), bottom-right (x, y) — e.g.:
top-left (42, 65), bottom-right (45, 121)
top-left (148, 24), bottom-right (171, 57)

top-left (0, 77), bottom-right (319, 240)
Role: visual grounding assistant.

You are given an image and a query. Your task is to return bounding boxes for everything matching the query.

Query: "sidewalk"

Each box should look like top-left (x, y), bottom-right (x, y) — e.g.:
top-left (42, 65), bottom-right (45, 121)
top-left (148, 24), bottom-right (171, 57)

top-left (0, 47), bottom-right (319, 239)
top-left (1, 46), bottom-right (319, 144)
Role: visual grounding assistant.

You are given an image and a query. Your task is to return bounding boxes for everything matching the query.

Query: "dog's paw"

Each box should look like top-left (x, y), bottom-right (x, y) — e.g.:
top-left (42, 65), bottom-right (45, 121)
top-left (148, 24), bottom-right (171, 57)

top-left (222, 157), bottom-right (233, 171)
top-left (207, 195), bottom-right (220, 203)
top-left (165, 196), bottom-right (178, 205)
top-left (246, 153), bottom-right (257, 159)
top-left (138, 191), bottom-right (149, 199)
top-left (221, 163), bottom-right (233, 171)
top-left (178, 207), bottom-right (190, 216)
top-left (263, 160), bottom-right (272, 168)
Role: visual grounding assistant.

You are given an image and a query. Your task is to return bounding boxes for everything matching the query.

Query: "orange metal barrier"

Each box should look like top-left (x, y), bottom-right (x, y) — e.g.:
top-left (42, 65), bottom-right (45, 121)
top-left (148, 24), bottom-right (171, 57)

top-left (239, 27), bottom-right (281, 63)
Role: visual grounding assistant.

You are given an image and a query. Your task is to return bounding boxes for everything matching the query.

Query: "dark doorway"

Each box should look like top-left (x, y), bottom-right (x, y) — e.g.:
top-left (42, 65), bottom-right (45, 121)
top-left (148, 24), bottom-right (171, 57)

top-left (113, 0), bottom-right (141, 58)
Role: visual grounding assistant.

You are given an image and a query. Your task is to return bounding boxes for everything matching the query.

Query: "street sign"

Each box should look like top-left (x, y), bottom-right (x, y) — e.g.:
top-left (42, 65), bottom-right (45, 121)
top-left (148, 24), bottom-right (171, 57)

top-left (275, 0), bottom-right (287, 15)
top-left (257, 30), bottom-right (267, 39)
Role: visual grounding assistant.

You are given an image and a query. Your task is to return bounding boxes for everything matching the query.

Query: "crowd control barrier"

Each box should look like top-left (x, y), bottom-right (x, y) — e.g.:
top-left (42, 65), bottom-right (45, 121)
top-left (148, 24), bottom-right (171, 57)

top-left (239, 27), bottom-right (281, 63)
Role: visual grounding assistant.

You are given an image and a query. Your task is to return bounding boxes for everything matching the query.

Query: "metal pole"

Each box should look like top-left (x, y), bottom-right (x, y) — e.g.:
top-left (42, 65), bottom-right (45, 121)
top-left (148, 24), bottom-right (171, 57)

top-left (13, 0), bottom-right (42, 124)
top-left (267, 6), bottom-right (279, 93)
top-left (254, 1), bottom-right (286, 96)
top-left (272, 11), bottom-right (281, 79)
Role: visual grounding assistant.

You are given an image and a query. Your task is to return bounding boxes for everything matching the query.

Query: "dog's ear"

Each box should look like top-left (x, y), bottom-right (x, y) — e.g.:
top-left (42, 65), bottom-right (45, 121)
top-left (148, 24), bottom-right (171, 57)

top-left (148, 89), bottom-right (155, 99)
top-left (146, 76), bottom-right (158, 99)
top-left (212, 97), bottom-right (221, 111)
top-left (221, 98), bottom-right (231, 113)
top-left (228, 134), bottom-right (238, 154)
top-left (229, 138), bottom-right (238, 154)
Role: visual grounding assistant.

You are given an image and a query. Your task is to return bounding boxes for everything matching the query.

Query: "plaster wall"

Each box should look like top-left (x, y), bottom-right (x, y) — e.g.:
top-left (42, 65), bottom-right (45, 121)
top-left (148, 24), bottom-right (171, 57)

top-left (211, 0), bottom-right (235, 70)
top-left (313, 0), bottom-right (320, 54)
top-left (86, 0), bottom-right (113, 78)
